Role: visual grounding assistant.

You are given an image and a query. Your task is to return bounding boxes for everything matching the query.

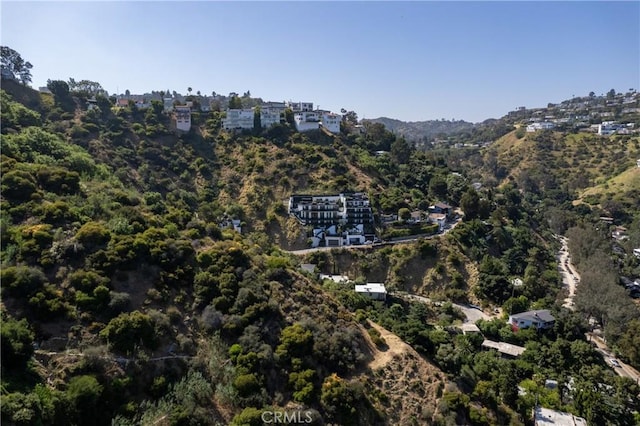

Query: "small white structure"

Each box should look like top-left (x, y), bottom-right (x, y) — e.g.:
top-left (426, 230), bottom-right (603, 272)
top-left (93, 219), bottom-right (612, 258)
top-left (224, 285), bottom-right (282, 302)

top-left (320, 274), bottom-right (350, 283)
top-left (355, 283), bottom-right (387, 301)
top-left (428, 213), bottom-right (447, 231)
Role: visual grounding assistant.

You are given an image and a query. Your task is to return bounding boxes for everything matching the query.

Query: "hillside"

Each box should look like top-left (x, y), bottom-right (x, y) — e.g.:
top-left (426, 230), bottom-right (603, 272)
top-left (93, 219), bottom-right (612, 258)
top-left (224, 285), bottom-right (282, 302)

top-left (579, 165), bottom-right (640, 202)
top-left (2, 80), bottom-right (640, 426)
top-left (1, 83), bottom-right (460, 425)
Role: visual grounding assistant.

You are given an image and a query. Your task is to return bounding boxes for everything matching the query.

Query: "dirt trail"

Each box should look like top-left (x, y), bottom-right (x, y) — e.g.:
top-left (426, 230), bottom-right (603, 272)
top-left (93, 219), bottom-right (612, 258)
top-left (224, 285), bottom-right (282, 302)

top-left (556, 235), bottom-right (580, 309)
top-left (362, 320), bottom-right (447, 425)
top-left (367, 321), bottom-right (411, 370)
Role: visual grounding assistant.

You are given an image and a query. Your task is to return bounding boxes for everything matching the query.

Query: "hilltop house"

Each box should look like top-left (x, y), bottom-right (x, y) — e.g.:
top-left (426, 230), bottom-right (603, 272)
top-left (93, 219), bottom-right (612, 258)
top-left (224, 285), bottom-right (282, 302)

top-left (293, 110), bottom-right (342, 133)
top-left (509, 310), bottom-right (555, 332)
top-left (174, 106), bottom-right (191, 132)
top-left (429, 202), bottom-right (452, 217)
top-left (222, 107), bottom-right (282, 130)
top-left (289, 193), bottom-right (374, 227)
top-left (526, 122), bottom-right (555, 132)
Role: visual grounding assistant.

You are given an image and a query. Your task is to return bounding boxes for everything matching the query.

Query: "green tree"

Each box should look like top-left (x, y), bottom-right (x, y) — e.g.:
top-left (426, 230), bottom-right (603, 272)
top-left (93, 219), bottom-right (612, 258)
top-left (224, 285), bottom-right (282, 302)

top-left (390, 137), bottom-right (412, 164)
top-left (1, 46), bottom-right (32, 85)
top-left (429, 175), bottom-right (448, 200)
top-left (67, 375), bottom-right (103, 425)
top-left (460, 188), bottom-right (480, 220)
top-left (1, 314), bottom-right (35, 369)
top-left (100, 311), bottom-right (156, 352)
top-left (253, 106), bottom-right (261, 131)
top-left (229, 95), bottom-right (242, 109)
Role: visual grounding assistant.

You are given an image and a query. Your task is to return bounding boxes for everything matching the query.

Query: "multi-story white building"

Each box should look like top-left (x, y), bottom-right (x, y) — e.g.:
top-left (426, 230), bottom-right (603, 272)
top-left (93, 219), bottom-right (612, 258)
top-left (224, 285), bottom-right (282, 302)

top-left (288, 193), bottom-right (374, 227)
top-left (223, 109), bottom-right (255, 130)
top-left (223, 108), bottom-right (282, 130)
top-left (526, 122), bottom-right (555, 132)
top-left (174, 106), bottom-right (191, 132)
top-left (294, 111), bottom-right (321, 132)
top-left (260, 109), bottom-right (281, 128)
top-left (321, 112), bottom-right (341, 133)
top-left (288, 101), bottom-right (314, 112)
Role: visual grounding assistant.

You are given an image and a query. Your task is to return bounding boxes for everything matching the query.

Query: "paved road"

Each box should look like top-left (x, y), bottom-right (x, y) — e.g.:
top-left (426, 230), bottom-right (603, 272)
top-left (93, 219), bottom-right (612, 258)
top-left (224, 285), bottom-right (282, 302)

top-left (586, 332), bottom-right (640, 383)
top-left (400, 293), bottom-right (491, 323)
top-left (556, 235), bottom-right (581, 310)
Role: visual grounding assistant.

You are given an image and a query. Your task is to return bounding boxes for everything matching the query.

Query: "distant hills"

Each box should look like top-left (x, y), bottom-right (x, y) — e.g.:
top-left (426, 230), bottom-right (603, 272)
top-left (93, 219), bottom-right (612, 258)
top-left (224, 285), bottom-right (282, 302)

top-left (366, 117), bottom-right (475, 141)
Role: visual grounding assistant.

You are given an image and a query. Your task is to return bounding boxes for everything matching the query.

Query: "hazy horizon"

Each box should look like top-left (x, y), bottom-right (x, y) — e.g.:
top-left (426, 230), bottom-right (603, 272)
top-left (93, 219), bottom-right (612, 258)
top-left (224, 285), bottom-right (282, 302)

top-left (2, 1), bottom-right (638, 123)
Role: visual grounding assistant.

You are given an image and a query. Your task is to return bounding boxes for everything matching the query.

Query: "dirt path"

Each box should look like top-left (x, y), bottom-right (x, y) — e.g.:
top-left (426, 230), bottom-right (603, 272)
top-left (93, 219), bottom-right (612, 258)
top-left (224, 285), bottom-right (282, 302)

top-left (556, 235), bottom-right (581, 309)
top-left (362, 320), bottom-right (447, 425)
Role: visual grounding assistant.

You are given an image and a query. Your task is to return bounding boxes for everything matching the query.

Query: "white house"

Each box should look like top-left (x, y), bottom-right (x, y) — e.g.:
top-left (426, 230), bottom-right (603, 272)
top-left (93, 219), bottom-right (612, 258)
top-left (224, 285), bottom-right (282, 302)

top-left (355, 283), bottom-right (387, 301)
top-left (294, 111), bottom-right (321, 132)
top-left (509, 310), bottom-right (555, 331)
top-left (321, 112), bottom-right (341, 133)
top-left (174, 106), bottom-right (191, 132)
top-left (598, 122), bottom-right (620, 136)
top-left (526, 122), bottom-right (555, 132)
top-left (260, 109), bottom-right (281, 128)
top-left (223, 109), bottom-right (255, 130)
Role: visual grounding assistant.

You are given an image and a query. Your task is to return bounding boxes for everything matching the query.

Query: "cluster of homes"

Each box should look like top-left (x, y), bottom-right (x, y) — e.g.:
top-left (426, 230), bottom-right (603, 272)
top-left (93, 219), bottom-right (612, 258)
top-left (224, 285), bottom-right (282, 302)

top-left (288, 193), bottom-right (375, 247)
top-left (299, 265), bottom-right (388, 301)
top-left (221, 101), bottom-right (341, 133)
top-left (513, 89), bottom-right (640, 136)
top-left (525, 119), bottom-right (636, 135)
top-left (607, 222), bottom-right (640, 299)
top-left (110, 92), bottom-right (342, 134)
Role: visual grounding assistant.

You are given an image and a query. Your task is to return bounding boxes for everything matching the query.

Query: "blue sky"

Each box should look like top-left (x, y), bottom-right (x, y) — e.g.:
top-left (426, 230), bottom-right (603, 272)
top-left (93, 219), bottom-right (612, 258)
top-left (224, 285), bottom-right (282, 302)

top-left (2, 1), bottom-right (639, 123)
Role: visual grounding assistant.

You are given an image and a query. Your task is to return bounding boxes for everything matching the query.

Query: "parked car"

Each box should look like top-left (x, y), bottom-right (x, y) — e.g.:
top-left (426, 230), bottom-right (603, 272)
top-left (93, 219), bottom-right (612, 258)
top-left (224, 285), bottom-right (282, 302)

top-left (610, 358), bottom-right (621, 368)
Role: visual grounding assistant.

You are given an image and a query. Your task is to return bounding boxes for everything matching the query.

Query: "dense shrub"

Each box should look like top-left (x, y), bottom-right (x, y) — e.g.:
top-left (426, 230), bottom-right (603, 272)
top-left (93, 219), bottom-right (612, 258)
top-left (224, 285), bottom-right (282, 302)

top-left (100, 311), bottom-right (156, 352)
top-left (0, 314), bottom-right (35, 369)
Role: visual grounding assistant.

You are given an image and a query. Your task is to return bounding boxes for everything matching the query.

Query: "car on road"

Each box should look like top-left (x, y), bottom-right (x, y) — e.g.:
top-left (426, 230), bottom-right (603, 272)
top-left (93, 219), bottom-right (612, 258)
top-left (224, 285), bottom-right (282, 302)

top-left (610, 358), bottom-right (621, 368)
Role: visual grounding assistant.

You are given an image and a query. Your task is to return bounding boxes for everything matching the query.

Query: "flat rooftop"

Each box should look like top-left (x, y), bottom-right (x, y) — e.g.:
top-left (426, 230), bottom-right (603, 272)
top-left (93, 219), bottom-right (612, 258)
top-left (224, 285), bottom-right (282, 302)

top-left (534, 406), bottom-right (587, 426)
top-left (355, 283), bottom-right (387, 294)
top-left (482, 339), bottom-right (526, 357)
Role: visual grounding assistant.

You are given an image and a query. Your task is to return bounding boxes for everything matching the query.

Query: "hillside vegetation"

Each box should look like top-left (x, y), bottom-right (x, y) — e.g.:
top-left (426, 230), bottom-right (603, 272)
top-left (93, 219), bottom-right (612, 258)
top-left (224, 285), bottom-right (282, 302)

top-left (2, 77), bottom-right (640, 426)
